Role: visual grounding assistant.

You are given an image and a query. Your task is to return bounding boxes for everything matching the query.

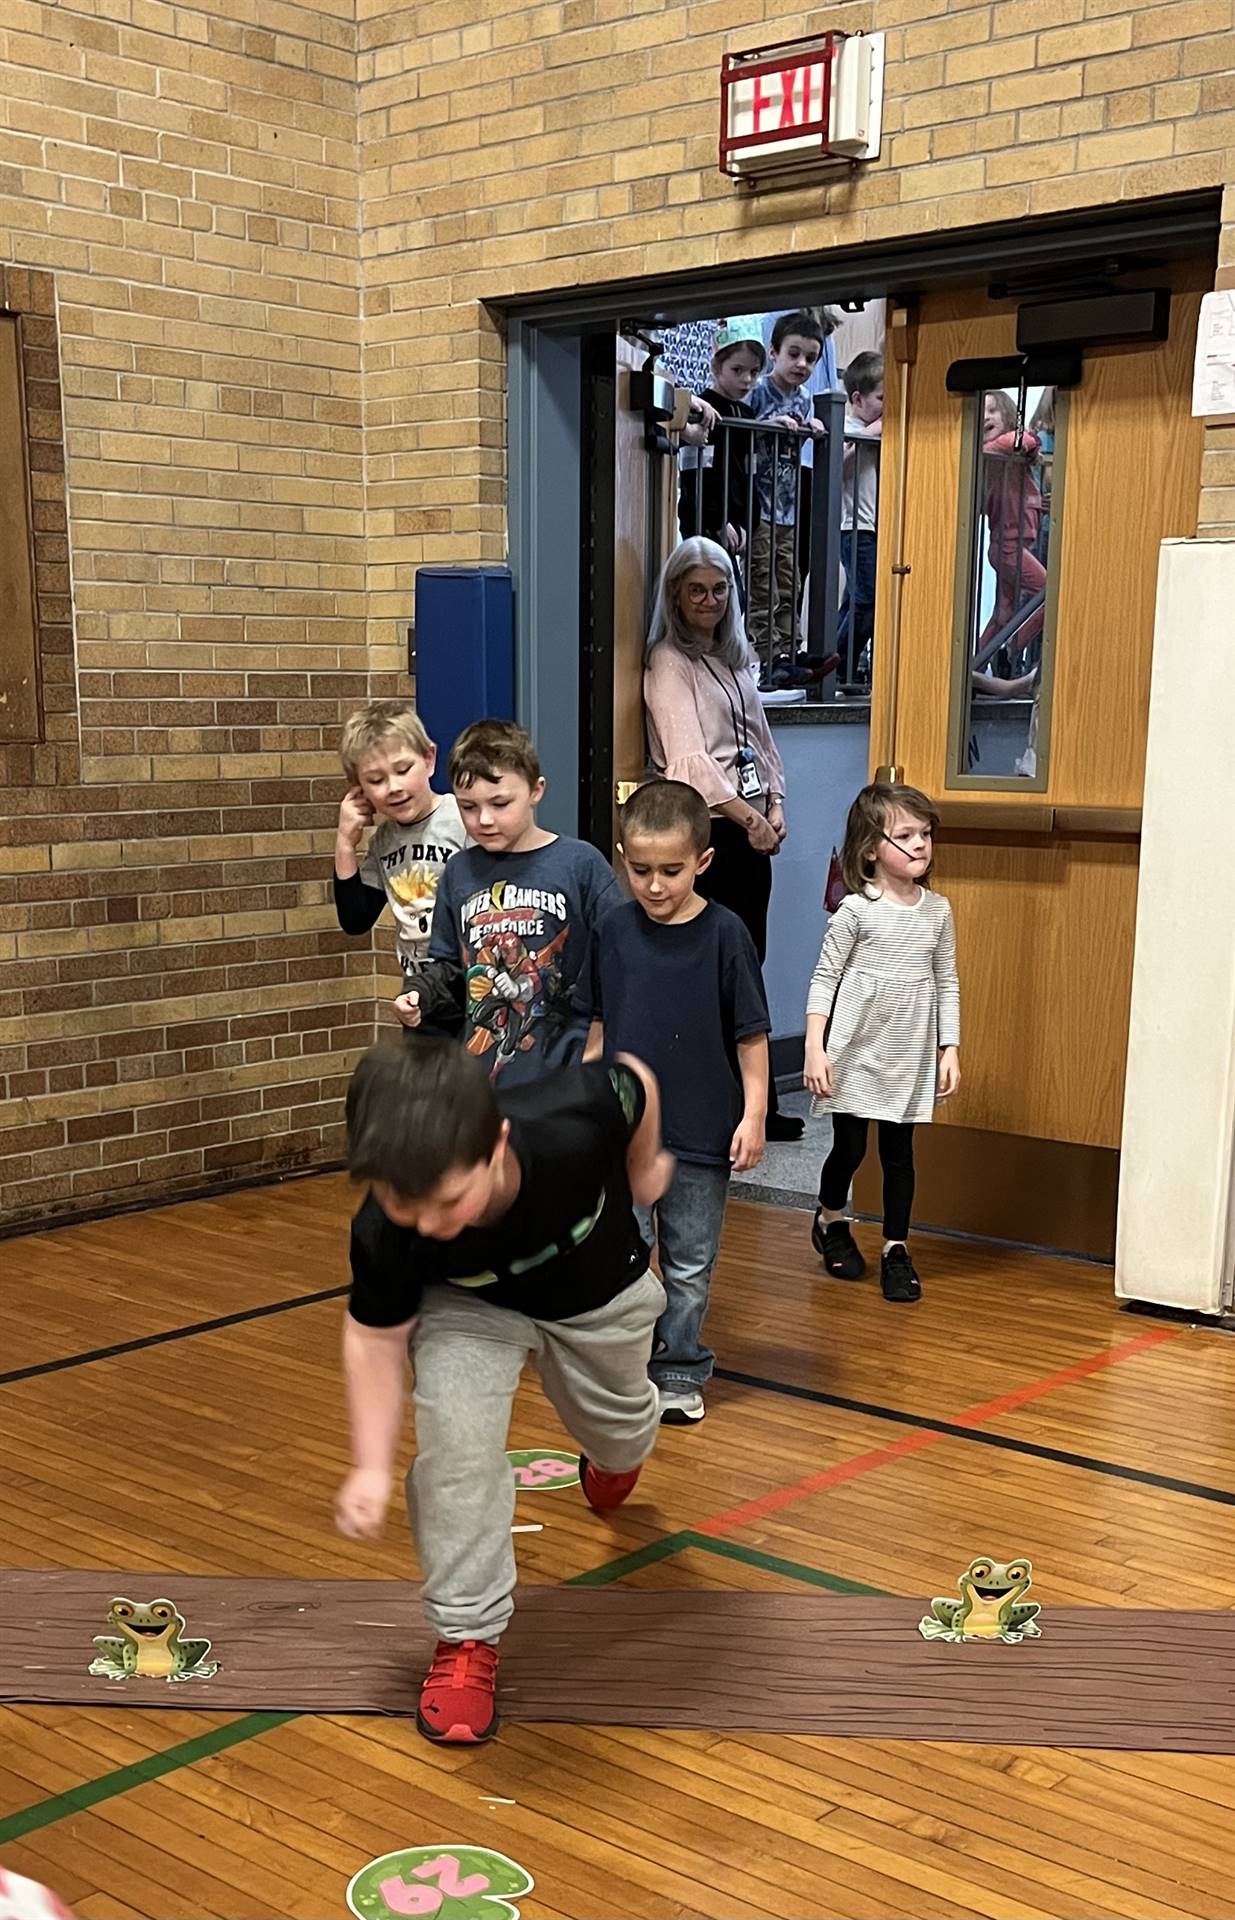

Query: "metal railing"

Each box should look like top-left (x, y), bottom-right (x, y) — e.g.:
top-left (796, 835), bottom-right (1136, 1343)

top-left (676, 391), bottom-right (881, 700)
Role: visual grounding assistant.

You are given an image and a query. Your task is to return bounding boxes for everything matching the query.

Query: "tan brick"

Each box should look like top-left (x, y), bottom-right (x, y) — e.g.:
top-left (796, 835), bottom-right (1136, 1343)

top-left (900, 155), bottom-right (987, 198)
top-left (1018, 104), bottom-right (1063, 140)
top-left (1083, 44), bottom-right (1182, 92)
top-left (1038, 17), bottom-right (1133, 61)
top-left (992, 0), bottom-right (1082, 28)
top-left (1132, 0), bottom-right (1234, 45)
top-left (992, 64), bottom-right (1084, 109)
top-left (1174, 107), bottom-right (1235, 151)
top-left (987, 138), bottom-right (1079, 183)
top-left (944, 35), bottom-right (1036, 82)
top-left (1074, 121), bottom-right (1175, 166)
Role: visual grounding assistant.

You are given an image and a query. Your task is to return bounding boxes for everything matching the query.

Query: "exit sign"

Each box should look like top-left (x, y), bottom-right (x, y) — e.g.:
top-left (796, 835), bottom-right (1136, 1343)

top-left (719, 32), bottom-right (884, 178)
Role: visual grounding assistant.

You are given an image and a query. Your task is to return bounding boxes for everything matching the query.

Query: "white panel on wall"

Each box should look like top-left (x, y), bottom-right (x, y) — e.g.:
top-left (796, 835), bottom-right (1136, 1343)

top-left (1116, 538), bottom-right (1235, 1313)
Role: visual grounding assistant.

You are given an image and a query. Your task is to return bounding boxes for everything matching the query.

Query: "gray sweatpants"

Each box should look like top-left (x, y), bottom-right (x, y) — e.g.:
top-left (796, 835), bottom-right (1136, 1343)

top-left (407, 1271), bottom-right (666, 1644)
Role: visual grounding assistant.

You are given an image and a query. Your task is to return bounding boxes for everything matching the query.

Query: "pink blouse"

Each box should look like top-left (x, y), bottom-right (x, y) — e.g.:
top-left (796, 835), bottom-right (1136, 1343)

top-left (644, 644), bottom-right (786, 815)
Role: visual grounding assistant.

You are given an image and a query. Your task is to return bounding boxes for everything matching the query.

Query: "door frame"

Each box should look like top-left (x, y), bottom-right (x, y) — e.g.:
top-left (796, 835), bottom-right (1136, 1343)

top-left (505, 191), bottom-right (1220, 841)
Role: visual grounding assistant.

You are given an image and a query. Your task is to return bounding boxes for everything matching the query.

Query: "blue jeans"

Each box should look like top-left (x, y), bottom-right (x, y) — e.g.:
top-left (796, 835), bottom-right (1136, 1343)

top-left (838, 529), bottom-right (877, 670)
top-left (636, 1160), bottom-right (730, 1391)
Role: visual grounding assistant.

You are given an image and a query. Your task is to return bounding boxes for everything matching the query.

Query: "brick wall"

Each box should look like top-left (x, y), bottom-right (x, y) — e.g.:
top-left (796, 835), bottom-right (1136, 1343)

top-left (2, 0), bottom-right (1233, 1228)
top-left (358, 0), bottom-right (1235, 642)
top-left (0, 0), bottom-right (382, 1229)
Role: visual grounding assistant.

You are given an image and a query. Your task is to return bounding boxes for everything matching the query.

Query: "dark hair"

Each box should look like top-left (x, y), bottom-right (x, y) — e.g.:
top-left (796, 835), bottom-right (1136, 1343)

top-left (840, 782), bottom-right (939, 896)
top-left (346, 1037), bottom-right (502, 1197)
top-left (621, 779), bottom-right (711, 855)
top-left (448, 718), bottom-right (541, 791)
top-left (771, 310), bottom-right (824, 354)
top-left (844, 350), bottom-right (884, 399)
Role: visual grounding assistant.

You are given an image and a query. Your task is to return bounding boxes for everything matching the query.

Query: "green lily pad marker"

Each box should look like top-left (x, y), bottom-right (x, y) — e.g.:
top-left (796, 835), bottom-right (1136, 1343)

top-left (346, 1845), bottom-right (534, 1920)
top-left (506, 1447), bottom-right (580, 1491)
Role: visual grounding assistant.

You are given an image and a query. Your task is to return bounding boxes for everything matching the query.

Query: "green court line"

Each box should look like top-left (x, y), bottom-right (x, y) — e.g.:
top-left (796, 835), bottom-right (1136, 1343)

top-left (0, 1534), bottom-right (691, 1847)
top-left (0, 1711), bottom-right (297, 1847)
top-left (0, 1532), bottom-right (866, 1847)
top-left (564, 1530), bottom-right (693, 1585)
top-left (680, 1531), bottom-right (887, 1594)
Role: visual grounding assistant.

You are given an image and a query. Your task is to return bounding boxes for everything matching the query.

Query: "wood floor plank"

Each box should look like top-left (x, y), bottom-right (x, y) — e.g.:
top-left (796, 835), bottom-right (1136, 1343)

top-left (5, 1176), bottom-right (1235, 1919)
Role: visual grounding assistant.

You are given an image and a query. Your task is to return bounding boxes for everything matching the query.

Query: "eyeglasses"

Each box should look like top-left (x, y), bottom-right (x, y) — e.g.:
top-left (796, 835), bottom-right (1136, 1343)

top-left (684, 583), bottom-right (730, 605)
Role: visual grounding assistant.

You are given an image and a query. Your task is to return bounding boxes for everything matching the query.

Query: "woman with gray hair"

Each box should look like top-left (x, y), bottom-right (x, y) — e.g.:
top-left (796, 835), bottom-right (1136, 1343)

top-left (643, 536), bottom-right (803, 1140)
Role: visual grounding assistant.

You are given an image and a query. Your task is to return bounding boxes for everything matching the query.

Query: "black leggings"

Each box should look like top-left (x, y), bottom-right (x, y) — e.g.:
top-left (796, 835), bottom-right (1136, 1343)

top-left (695, 816), bottom-right (782, 1118)
top-left (818, 1113), bottom-right (916, 1243)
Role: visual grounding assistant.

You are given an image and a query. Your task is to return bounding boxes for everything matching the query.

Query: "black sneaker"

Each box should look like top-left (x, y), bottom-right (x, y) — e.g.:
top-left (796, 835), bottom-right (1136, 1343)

top-left (880, 1244), bottom-right (921, 1303)
top-left (766, 1112), bottom-right (805, 1142)
top-left (811, 1213), bottom-right (866, 1280)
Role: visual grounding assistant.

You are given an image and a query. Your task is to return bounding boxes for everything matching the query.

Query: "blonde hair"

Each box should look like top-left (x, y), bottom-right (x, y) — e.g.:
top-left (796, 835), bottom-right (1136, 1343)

top-left (341, 700), bottom-right (433, 783)
top-left (840, 783), bottom-right (939, 896)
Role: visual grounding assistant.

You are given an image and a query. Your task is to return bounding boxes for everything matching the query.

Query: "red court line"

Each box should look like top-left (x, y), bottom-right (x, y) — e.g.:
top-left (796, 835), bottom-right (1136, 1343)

top-left (696, 1323), bottom-right (1180, 1537)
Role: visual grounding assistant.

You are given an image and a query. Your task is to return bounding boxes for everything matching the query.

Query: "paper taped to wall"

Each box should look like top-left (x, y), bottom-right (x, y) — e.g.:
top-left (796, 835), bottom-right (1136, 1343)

top-left (1192, 291), bottom-right (1235, 417)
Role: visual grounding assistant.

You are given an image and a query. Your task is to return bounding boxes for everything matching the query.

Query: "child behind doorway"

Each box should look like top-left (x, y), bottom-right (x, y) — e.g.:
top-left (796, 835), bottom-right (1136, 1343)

top-left (748, 310), bottom-right (826, 680)
top-left (577, 779), bottom-right (769, 1425)
top-left (837, 351), bottom-right (884, 685)
top-left (678, 319), bottom-right (766, 566)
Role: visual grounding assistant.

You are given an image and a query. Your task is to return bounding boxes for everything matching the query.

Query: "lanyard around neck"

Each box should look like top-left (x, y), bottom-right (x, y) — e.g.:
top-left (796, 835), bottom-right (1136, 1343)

top-left (702, 657), bottom-right (749, 754)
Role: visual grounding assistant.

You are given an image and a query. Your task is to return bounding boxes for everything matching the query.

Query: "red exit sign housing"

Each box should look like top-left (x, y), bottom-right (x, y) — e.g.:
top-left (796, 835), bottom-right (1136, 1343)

top-left (719, 32), bottom-right (884, 179)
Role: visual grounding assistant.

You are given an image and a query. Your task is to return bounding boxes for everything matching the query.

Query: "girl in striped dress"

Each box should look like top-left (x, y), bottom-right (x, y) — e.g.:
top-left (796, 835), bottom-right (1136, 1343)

top-left (803, 783), bottom-right (960, 1303)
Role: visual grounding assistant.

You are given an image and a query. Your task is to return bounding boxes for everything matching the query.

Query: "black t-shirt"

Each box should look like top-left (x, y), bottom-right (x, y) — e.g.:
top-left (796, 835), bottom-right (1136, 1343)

top-left (679, 388), bottom-right (759, 543)
top-left (348, 1060), bottom-right (649, 1328)
top-left (574, 900), bottom-right (769, 1168)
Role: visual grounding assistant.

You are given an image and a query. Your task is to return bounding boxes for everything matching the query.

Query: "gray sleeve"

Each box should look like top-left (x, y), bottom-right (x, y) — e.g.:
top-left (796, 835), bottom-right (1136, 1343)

top-left (933, 899), bottom-right (961, 1048)
top-left (806, 899), bottom-right (862, 1021)
top-left (358, 835), bottom-right (385, 893)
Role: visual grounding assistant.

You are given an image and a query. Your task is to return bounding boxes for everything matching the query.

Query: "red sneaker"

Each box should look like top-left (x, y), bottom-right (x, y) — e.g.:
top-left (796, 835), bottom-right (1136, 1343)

top-left (579, 1455), bottom-right (642, 1512)
top-left (416, 1639), bottom-right (499, 1744)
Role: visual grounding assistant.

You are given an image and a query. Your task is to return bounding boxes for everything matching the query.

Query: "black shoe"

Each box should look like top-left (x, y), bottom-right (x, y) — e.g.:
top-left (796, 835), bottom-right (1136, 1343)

top-left (811, 1213), bottom-right (867, 1280)
top-left (766, 1112), bottom-right (805, 1142)
top-left (880, 1244), bottom-right (921, 1303)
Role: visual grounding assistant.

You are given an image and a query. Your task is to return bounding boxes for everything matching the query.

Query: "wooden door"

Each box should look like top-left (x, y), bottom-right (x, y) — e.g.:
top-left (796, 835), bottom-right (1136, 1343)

top-left (870, 263), bottom-right (1209, 1150)
top-left (611, 335), bottom-right (677, 845)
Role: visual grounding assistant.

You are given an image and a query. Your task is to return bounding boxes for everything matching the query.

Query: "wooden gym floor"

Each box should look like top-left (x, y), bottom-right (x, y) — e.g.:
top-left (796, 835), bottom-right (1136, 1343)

top-left (4, 1177), bottom-right (1235, 1919)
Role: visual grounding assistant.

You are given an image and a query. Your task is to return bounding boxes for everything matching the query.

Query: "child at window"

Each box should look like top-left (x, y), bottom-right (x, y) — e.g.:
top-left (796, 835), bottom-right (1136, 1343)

top-left (678, 320), bottom-right (766, 563)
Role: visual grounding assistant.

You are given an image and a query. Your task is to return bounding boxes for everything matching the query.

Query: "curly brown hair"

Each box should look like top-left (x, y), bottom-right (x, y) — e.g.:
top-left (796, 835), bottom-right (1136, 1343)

top-left (840, 782), bottom-right (939, 896)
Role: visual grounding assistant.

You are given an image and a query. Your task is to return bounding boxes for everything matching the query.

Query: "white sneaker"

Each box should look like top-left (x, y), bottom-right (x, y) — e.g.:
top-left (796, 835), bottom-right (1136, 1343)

top-left (658, 1387), bottom-right (705, 1424)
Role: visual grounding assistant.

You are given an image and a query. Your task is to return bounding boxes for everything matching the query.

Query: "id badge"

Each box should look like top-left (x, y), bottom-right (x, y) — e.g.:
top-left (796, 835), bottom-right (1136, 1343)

top-left (737, 750), bottom-right (763, 800)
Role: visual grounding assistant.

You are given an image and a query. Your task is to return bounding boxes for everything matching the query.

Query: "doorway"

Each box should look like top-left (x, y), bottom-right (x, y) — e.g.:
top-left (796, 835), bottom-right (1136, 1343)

top-left (505, 193), bottom-right (1219, 1253)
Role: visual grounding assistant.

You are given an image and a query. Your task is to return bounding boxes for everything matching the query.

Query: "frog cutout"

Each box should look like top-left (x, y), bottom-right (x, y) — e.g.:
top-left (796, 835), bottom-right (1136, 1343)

top-left (89, 1597), bottom-right (218, 1682)
top-left (918, 1557), bottom-right (1042, 1644)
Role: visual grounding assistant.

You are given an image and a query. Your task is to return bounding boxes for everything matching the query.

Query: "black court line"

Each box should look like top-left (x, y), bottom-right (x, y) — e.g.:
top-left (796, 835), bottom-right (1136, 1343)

top-left (0, 1286), bottom-right (348, 1388)
top-left (714, 1365), bottom-right (1235, 1510)
top-left (7, 1288), bottom-right (1232, 1515)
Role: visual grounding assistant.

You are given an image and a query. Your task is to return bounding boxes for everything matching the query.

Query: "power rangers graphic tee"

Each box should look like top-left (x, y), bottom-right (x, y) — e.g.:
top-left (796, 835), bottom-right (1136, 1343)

top-left (360, 794), bottom-right (469, 978)
top-left (428, 836), bottom-right (620, 1085)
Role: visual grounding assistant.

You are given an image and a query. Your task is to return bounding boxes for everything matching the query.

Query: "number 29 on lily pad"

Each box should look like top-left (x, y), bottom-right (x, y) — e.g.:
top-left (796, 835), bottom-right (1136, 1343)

top-left (346, 1845), bottom-right (535, 1920)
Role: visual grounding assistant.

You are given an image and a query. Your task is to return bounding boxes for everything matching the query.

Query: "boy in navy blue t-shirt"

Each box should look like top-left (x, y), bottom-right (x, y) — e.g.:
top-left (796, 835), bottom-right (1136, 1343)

top-left (577, 780), bottom-right (769, 1424)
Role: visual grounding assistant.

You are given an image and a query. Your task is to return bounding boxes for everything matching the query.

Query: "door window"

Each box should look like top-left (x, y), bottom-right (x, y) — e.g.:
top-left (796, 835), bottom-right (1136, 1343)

top-left (949, 384), bottom-right (1065, 789)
